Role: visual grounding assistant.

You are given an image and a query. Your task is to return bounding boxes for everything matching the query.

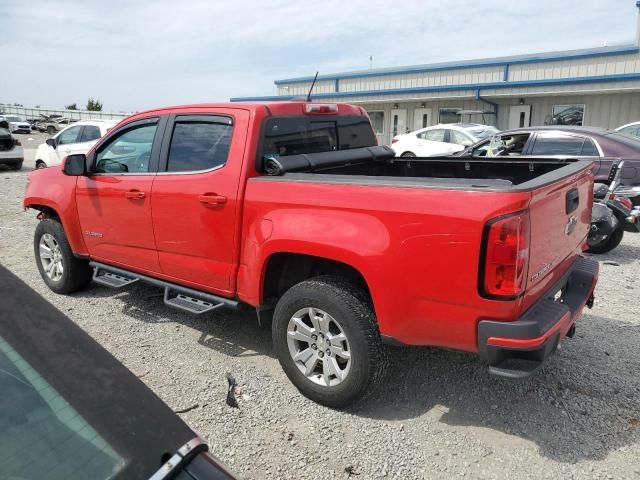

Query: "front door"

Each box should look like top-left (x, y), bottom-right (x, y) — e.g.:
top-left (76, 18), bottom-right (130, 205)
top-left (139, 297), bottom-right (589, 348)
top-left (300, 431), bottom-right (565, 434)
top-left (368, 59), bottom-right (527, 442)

top-left (75, 117), bottom-right (164, 273)
top-left (413, 108), bottom-right (432, 131)
top-left (508, 105), bottom-right (531, 129)
top-left (390, 108), bottom-right (407, 142)
top-left (151, 111), bottom-right (246, 295)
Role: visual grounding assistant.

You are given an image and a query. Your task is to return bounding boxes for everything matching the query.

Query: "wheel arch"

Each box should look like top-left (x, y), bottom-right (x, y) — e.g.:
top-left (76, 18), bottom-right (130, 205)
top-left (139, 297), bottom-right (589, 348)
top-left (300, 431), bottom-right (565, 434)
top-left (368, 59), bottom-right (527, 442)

top-left (261, 252), bottom-right (373, 308)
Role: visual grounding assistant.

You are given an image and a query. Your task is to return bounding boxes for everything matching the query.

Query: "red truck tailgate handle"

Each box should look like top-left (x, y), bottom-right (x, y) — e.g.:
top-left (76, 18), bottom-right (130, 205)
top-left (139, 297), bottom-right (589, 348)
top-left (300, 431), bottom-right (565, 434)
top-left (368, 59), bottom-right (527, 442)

top-left (124, 190), bottom-right (146, 200)
top-left (199, 193), bottom-right (227, 206)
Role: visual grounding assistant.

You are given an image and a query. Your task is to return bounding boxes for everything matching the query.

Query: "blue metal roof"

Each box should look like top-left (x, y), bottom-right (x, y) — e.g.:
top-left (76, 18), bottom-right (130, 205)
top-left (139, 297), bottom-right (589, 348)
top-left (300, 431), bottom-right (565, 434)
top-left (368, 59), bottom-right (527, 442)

top-left (273, 44), bottom-right (640, 85)
top-left (230, 72), bottom-right (640, 102)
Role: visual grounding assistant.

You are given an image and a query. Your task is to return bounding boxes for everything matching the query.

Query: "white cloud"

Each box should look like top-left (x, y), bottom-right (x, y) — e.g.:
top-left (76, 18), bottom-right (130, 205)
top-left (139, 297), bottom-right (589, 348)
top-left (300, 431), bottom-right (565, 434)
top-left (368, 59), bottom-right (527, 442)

top-left (1, 0), bottom-right (636, 111)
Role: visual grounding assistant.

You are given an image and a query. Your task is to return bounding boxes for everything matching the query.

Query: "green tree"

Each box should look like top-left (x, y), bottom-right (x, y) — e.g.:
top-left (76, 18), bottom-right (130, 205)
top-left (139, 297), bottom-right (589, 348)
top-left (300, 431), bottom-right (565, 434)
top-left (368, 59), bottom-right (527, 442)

top-left (86, 98), bottom-right (103, 111)
top-left (65, 103), bottom-right (78, 110)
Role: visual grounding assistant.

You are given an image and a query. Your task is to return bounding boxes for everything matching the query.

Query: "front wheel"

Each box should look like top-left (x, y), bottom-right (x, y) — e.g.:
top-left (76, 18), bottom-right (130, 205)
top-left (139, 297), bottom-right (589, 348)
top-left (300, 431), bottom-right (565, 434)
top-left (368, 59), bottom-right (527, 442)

top-left (34, 219), bottom-right (93, 294)
top-left (586, 226), bottom-right (624, 254)
top-left (401, 151), bottom-right (416, 158)
top-left (35, 160), bottom-right (47, 169)
top-left (11, 161), bottom-right (23, 170)
top-left (46, 126), bottom-right (56, 135)
top-left (272, 276), bottom-right (387, 408)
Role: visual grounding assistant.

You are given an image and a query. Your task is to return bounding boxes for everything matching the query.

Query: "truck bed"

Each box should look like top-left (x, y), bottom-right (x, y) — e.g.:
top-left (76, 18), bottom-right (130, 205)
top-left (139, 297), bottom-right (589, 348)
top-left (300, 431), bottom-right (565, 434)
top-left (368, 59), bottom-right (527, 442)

top-left (262, 147), bottom-right (590, 191)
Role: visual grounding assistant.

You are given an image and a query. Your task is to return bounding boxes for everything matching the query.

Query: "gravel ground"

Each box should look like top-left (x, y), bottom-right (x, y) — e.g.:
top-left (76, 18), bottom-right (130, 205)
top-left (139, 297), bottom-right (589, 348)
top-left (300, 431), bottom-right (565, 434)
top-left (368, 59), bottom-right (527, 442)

top-left (1, 145), bottom-right (640, 479)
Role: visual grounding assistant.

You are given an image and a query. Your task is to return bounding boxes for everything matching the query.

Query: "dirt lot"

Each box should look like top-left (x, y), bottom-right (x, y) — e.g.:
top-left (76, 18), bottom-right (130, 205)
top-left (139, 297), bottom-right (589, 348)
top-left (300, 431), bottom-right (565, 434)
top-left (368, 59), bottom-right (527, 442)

top-left (1, 145), bottom-right (639, 479)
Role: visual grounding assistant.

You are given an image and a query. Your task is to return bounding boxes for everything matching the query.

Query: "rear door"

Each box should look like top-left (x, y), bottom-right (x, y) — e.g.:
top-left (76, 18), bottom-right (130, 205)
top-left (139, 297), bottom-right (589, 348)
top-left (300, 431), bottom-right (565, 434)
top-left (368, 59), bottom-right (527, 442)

top-left (150, 110), bottom-right (249, 295)
top-left (76, 116), bottom-right (166, 273)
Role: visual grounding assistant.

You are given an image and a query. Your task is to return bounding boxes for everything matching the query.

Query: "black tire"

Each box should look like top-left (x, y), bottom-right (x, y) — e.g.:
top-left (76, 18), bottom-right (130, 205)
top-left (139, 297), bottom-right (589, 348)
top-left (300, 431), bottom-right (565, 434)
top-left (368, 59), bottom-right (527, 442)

top-left (12, 161), bottom-right (23, 170)
top-left (34, 218), bottom-right (92, 294)
top-left (35, 160), bottom-right (46, 169)
top-left (46, 126), bottom-right (56, 135)
top-left (401, 151), bottom-right (416, 158)
top-left (272, 275), bottom-right (387, 408)
top-left (587, 226), bottom-right (624, 254)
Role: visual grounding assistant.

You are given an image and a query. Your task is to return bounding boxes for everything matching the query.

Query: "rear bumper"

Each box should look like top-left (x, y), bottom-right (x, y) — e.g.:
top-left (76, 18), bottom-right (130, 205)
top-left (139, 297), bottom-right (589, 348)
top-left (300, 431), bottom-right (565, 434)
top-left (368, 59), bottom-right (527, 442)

top-left (477, 256), bottom-right (599, 379)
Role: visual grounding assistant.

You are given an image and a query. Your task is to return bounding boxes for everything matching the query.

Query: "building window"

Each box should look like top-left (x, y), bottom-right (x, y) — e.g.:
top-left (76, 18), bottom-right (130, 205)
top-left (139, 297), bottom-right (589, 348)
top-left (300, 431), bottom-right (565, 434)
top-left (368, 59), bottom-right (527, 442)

top-left (548, 104), bottom-right (585, 126)
top-left (368, 111), bottom-right (384, 135)
top-left (439, 108), bottom-right (461, 124)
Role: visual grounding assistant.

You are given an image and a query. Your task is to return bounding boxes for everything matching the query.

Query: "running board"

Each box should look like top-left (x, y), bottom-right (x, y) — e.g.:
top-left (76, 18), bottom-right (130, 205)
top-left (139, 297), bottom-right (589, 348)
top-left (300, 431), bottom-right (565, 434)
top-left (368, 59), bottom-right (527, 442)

top-left (89, 262), bottom-right (238, 314)
top-left (164, 288), bottom-right (225, 315)
top-left (93, 268), bottom-right (139, 288)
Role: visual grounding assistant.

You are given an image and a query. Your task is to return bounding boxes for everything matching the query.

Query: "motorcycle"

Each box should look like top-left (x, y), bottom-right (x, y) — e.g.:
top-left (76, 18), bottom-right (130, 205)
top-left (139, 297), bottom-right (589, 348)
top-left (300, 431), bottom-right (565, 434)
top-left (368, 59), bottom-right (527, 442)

top-left (587, 161), bottom-right (640, 254)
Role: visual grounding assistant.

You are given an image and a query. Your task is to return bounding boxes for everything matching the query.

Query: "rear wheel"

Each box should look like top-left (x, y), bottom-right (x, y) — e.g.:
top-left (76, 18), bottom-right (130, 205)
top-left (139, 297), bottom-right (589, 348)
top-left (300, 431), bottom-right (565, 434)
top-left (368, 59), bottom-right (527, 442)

top-left (272, 276), bottom-right (387, 408)
top-left (35, 160), bottom-right (46, 169)
top-left (586, 226), bottom-right (624, 254)
top-left (401, 151), bottom-right (416, 158)
top-left (34, 219), bottom-right (92, 294)
top-left (47, 126), bottom-right (56, 135)
top-left (11, 161), bottom-right (23, 170)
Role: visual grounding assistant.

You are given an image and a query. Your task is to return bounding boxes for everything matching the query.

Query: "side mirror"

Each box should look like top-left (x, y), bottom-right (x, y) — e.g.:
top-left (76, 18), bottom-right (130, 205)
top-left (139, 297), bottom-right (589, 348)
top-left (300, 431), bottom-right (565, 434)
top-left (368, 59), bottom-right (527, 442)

top-left (46, 138), bottom-right (56, 148)
top-left (461, 140), bottom-right (473, 147)
top-left (63, 154), bottom-right (86, 176)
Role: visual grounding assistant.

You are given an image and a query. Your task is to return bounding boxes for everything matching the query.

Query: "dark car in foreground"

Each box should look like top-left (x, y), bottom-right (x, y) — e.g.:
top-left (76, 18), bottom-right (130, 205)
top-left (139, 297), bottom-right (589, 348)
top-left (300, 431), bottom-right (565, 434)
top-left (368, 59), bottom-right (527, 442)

top-left (456, 126), bottom-right (640, 200)
top-left (0, 264), bottom-right (236, 480)
top-left (0, 120), bottom-right (24, 170)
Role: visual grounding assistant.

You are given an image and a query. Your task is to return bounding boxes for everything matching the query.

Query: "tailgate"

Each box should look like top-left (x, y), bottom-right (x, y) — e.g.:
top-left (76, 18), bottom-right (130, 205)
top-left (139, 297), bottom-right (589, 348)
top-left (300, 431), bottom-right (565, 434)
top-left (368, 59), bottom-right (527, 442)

top-left (526, 162), bottom-right (593, 290)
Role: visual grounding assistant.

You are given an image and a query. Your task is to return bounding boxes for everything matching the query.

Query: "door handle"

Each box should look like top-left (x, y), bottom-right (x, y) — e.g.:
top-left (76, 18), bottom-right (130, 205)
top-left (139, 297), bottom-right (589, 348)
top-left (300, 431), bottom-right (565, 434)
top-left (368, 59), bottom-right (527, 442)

top-left (124, 190), bottom-right (146, 200)
top-left (199, 193), bottom-right (227, 206)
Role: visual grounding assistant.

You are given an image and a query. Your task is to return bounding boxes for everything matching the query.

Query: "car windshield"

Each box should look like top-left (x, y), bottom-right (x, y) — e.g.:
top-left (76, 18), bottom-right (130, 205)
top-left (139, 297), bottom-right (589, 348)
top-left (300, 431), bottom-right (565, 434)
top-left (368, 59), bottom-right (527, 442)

top-left (469, 126), bottom-right (499, 139)
top-left (0, 335), bottom-right (123, 480)
top-left (6, 116), bottom-right (23, 122)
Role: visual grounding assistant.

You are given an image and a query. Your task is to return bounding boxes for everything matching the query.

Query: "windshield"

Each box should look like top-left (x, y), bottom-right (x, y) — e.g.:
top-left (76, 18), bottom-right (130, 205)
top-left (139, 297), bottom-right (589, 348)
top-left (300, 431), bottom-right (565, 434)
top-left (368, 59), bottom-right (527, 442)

top-left (0, 335), bottom-right (123, 480)
top-left (261, 115), bottom-right (376, 165)
top-left (469, 126), bottom-right (499, 139)
top-left (6, 116), bottom-right (23, 122)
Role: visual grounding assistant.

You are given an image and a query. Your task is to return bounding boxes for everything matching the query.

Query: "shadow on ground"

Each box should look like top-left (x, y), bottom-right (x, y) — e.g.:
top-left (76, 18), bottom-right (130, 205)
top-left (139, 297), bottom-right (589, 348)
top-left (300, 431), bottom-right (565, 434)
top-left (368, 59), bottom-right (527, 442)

top-left (74, 283), bottom-right (640, 464)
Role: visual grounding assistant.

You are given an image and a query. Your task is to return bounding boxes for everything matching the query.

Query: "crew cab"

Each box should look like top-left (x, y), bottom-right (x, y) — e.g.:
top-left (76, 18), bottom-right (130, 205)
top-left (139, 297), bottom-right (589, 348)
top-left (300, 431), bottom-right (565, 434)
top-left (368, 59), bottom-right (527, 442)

top-left (24, 102), bottom-right (599, 407)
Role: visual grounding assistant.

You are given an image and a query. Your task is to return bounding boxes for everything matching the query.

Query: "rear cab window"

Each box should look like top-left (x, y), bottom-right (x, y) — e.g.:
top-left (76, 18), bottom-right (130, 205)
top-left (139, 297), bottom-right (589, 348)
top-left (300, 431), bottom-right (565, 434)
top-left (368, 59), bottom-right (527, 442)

top-left (260, 115), bottom-right (376, 169)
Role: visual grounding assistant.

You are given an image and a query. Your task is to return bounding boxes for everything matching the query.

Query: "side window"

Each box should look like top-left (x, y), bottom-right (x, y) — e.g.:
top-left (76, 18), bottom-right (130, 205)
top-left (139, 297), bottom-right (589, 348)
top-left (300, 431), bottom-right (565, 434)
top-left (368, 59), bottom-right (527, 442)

top-left (581, 138), bottom-right (599, 156)
top-left (531, 133), bottom-right (585, 156)
top-left (418, 129), bottom-right (446, 142)
top-left (78, 125), bottom-right (101, 143)
top-left (451, 130), bottom-right (473, 146)
top-left (166, 121), bottom-right (233, 172)
top-left (619, 126), bottom-right (640, 138)
top-left (56, 126), bottom-right (82, 145)
top-left (95, 123), bottom-right (158, 173)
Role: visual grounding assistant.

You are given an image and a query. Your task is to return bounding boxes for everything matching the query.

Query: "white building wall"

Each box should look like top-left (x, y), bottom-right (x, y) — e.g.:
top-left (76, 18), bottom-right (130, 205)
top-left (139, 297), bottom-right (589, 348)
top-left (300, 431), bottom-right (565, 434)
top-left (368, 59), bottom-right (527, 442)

top-left (508, 53), bottom-right (640, 81)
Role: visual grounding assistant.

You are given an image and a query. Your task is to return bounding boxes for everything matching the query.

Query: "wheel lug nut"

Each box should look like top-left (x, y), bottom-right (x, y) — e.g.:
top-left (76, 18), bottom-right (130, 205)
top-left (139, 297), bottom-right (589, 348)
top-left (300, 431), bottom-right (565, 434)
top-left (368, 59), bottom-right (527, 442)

top-left (311, 344), bottom-right (317, 350)
top-left (311, 334), bottom-right (317, 341)
top-left (318, 351), bottom-right (324, 358)
top-left (326, 349), bottom-right (331, 355)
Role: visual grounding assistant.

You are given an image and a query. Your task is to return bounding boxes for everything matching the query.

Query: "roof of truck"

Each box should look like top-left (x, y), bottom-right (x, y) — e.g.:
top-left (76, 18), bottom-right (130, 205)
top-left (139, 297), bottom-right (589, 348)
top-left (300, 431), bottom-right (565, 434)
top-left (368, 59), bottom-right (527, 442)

top-left (124, 101), bottom-right (366, 122)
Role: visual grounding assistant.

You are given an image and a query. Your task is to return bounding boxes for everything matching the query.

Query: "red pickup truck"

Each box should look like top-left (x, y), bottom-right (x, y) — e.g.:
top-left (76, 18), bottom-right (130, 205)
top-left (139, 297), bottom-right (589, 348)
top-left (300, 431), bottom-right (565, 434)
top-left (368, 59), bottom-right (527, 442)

top-left (24, 101), bottom-right (598, 407)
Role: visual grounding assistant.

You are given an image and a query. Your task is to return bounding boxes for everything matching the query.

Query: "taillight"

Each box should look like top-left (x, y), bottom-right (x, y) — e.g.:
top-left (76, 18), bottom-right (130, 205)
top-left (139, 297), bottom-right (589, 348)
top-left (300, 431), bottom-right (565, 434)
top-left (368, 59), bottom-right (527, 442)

top-left (480, 211), bottom-right (530, 299)
top-left (304, 103), bottom-right (338, 114)
top-left (391, 137), bottom-right (398, 144)
top-left (14, 138), bottom-right (21, 146)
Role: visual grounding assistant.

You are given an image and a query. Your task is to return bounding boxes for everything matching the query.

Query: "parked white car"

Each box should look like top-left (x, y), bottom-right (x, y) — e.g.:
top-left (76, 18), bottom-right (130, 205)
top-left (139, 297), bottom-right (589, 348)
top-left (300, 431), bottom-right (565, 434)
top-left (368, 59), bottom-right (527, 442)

top-left (0, 115), bottom-right (32, 134)
top-left (390, 123), bottom-right (499, 157)
top-left (35, 120), bottom-right (117, 169)
top-left (616, 121), bottom-right (640, 139)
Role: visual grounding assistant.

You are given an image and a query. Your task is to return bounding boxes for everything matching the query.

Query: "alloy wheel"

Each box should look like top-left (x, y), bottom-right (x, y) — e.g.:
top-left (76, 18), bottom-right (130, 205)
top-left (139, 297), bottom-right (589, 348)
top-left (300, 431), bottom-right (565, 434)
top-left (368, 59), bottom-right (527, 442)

top-left (286, 307), bottom-right (352, 387)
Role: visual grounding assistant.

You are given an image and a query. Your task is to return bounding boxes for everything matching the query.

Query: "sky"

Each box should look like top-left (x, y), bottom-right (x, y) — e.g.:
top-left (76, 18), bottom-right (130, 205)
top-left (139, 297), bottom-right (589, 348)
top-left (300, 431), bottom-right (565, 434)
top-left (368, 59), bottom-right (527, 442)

top-left (1, 0), bottom-right (638, 112)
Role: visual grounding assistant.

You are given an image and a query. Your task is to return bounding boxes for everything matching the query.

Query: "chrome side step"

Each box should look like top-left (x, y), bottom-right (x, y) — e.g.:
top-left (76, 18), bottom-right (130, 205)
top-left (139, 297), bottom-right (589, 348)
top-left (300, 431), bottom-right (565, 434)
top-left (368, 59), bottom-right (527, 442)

top-left (89, 261), bottom-right (238, 314)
